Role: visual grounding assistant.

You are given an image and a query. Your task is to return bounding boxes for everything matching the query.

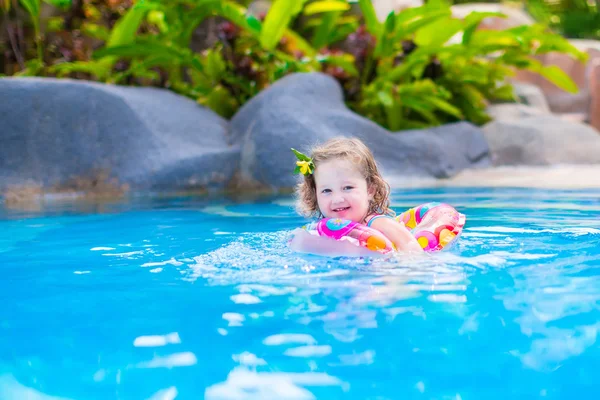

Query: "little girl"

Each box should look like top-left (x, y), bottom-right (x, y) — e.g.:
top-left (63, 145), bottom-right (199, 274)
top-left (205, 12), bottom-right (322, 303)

top-left (292, 137), bottom-right (423, 254)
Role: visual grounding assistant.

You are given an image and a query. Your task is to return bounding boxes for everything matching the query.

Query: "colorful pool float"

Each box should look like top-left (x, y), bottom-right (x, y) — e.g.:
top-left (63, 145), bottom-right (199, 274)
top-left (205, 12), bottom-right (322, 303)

top-left (303, 202), bottom-right (465, 254)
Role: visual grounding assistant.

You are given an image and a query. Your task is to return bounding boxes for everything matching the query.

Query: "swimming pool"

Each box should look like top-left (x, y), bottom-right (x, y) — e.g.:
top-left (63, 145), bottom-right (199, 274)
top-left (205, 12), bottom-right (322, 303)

top-left (1, 187), bottom-right (599, 399)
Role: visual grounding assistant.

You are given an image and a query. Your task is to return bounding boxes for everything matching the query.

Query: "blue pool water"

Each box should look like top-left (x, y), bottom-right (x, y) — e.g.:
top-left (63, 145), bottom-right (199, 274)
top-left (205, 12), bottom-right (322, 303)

top-left (1, 187), bottom-right (599, 399)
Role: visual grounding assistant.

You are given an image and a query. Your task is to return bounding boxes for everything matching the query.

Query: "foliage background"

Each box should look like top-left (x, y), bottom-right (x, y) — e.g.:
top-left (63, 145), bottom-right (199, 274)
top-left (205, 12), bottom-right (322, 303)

top-left (0, 0), bottom-right (592, 130)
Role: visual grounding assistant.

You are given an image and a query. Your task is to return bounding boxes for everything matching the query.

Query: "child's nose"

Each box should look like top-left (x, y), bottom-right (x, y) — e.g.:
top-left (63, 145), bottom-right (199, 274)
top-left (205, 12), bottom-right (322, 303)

top-left (332, 193), bottom-right (345, 204)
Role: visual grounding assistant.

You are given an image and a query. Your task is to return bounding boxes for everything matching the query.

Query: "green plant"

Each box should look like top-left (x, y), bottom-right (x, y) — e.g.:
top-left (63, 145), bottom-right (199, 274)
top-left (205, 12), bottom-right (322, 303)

top-left (526, 0), bottom-right (600, 39)
top-left (48, 0), bottom-right (327, 117)
top-left (1, 0), bottom-right (71, 75)
top-left (1, 0), bottom-right (589, 131)
top-left (335, 0), bottom-right (587, 130)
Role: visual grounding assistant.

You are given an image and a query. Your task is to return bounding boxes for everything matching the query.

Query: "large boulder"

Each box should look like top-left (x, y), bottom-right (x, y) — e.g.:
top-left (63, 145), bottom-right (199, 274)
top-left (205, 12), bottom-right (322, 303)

top-left (483, 111), bottom-right (600, 165)
top-left (512, 82), bottom-right (551, 113)
top-left (509, 40), bottom-right (600, 132)
top-left (0, 77), bottom-right (238, 193)
top-left (230, 72), bottom-right (490, 189)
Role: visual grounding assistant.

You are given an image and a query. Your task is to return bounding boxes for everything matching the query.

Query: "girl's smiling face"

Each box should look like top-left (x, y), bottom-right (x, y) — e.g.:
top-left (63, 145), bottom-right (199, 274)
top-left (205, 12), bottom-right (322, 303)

top-left (314, 158), bottom-right (374, 222)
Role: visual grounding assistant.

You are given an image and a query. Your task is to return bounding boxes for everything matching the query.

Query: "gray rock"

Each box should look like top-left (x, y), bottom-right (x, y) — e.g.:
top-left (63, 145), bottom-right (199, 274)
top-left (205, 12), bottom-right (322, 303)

top-left (512, 82), bottom-right (550, 113)
top-left (487, 103), bottom-right (548, 121)
top-left (483, 114), bottom-right (600, 165)
top-left (0, 77), bottom-right (238, 192)
top-left (230, 72), bottom-right (490, 189)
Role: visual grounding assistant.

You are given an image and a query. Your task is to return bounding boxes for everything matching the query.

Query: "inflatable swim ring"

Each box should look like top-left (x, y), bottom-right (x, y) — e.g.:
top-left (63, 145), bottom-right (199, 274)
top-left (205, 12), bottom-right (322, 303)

top-left (302, 202), bottom-right (465, 254)
top-left (396, 202), bottom-right (466, 252)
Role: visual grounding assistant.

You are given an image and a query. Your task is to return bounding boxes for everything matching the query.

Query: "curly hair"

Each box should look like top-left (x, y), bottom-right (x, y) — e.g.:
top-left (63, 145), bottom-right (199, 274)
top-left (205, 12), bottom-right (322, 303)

top-left (294, 137), bottom-right (393, 219)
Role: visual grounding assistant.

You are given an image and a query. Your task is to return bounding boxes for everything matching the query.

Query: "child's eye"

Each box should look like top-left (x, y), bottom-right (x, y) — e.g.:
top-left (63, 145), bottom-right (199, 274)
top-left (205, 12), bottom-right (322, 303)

top-left (343, 186), bottom-right (354, 191)
top-left (321, 189), bottom-right (331, 194)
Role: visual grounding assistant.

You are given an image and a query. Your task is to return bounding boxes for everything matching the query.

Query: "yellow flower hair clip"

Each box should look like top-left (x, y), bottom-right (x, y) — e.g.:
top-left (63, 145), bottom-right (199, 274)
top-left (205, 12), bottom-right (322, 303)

top-left (291, 148), bottom-right (314, 176)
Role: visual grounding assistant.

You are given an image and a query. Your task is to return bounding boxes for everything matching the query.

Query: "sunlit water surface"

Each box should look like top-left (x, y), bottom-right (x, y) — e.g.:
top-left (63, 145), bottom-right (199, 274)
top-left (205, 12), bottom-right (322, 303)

top-left (1, 187), bottom-right (600, 400)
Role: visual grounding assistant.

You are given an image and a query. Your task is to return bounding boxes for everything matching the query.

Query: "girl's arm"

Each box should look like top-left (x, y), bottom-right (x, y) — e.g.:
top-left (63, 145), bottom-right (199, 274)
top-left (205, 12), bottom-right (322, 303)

top-left (369, 218), bottom-right (424, 253)
top-left (289, 229), bottom-right (386, 257)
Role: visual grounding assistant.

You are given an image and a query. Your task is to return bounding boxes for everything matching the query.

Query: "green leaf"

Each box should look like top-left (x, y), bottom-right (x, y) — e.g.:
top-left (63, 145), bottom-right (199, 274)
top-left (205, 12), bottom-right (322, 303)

top-left (294, 165), bottom-right (301, 174)
top-left (260, 0), bottom-right (308, 50)
top-left (111, 55), bottom-right (174, 82)
top-left (414, 16), bottom-right (463, 47)
top-left (14, 59), bottom-right (44, 76)
top-left (400, 97), bottom-right (439, 125)
top-left (246, 15), bottom-right (262, 34)
top-left (106, 3), bottom-right (149, 48)
top-left (312, 11), bottom-right (341, 50)
top-left (81, 22), bottom-right (110, 41)
top-left (212, 1), bottom-right (259, 36)
top-left (538, 65), bottom-right (579, 93)
top-left (204, 49), bottom-right (227, 81)
top-left (42, 0), bottom-right (71, 8)
top-left (197, 85), bottom-right (239, 119)
top-left (327, 21), bottom-right (360, 45)
top-left (491, 84), bottom-right (516, 102)
top-left (291, 148), bottom-right (311, 161)
top-left (93, 43), bottom-right (189, 61)
top-left (304, 1), bottom-right (350, 15)
top-left (462, 12), bottom-right (505, 45)
top-left (49, 61), bottom-right (110, 79)
top-left (426, 0), bottom-right (451, 8)
top-left (19, 0), bottom-right (40, 18)
top-left (377, 90), bottom-right (394, 107)
top-left (283, 28), bottom-right (317, 57)
top-left (396, 10), bottom-right (451, 39)
top-left (358, 0), bottom-right (382, 37)
top-left (317, 53), bottom-right (358, 76)
top-left (375, 11), bottom-right (396, 57)
top-left (468, 30), bottom-right (520, 52)
top-left (424, 95), bottom-right (464, 119)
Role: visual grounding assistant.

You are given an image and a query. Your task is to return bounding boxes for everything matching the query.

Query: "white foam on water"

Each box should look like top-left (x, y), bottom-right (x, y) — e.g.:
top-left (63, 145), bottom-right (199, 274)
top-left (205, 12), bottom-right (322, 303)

top-left (428, 294), bottom-right (467, 303)
top-left (284, 345), bottom-right (332, 358)
top-left (332, 350), bottom-right (375, 366)
top-left (90, 247), bottom-right (115, 251)
top-left (416, 381), bottom-right (425, 393)
top-left (437, 253), bottom-right (508, 268)
top-left (133, 332), bottom-right (181, 347)
top-left (232, 352), bottom-right (267, 366)
top-left (0, 374), bottom-right (73, 400)
top-left (202, 206), bottom-right (251, 217)
top-left (92, 369), bottom-right (106, 382)
top-left (467, 226), bottom-right (600, 236)
top-left (218, 328), bottom-right (228, 336)
top-left (384, 307), bottom-right (426, 321)
top-left (491, 251), bottom-right (557, 260)
top-left (237, 284), bottom-right (298, 296)
top-left (518, 323), bottom-right (600, 371)
top-left (204, 367), bottom-right (345, 400)
top-left (461, 232), bottom-right (507, 238)
top-left (148, 387), bottom-right (178, 400)
top-left (466, 226), bottom-right (540, 234)
top-left (150, 268), bottom-right (163, 273)
top-left (458, 313), bottom-right (480, 335)
top-left (102, 251), bottom-right (144, 257)
top-left (74, 271), bottom-right (91, 274)
top-left (223, 313), bottom-right (245, 327)
top-left (136, 352), bottom-right (197, 369)
top-left (230, 294), bottom-right (262, 304)
top-left (250, 311), bottom-right (276, 320)
top-left (263, 334), bottom-right (317, 346)
top-left (142, 258), bottom-right (183, 267)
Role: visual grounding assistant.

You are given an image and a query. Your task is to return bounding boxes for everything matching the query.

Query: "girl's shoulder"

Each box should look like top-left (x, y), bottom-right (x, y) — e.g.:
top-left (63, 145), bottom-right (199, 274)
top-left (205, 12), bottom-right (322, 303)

top-left (364, 213), bottom-right (396, 227)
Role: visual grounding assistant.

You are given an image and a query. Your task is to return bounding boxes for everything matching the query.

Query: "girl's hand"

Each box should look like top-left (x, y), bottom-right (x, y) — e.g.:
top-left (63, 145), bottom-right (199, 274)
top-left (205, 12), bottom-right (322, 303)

top-left (369, 218), bottom-right (424, 253)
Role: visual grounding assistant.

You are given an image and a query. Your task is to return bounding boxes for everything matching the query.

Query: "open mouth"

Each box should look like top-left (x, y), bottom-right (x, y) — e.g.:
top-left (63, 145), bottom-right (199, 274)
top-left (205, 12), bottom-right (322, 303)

top-left (332, 207), bottom-right (350, 212)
